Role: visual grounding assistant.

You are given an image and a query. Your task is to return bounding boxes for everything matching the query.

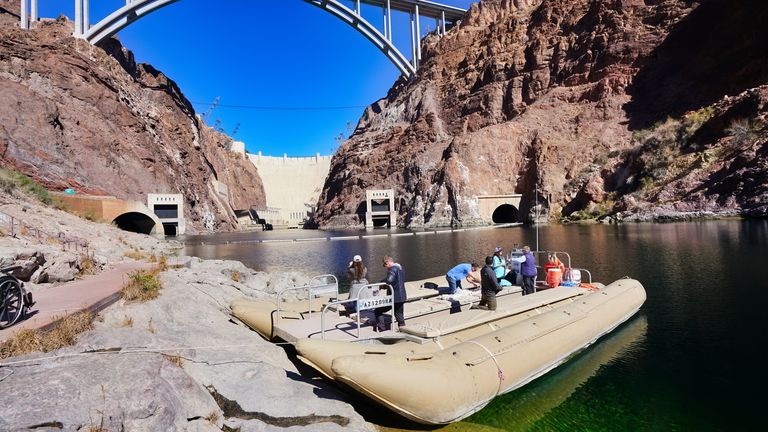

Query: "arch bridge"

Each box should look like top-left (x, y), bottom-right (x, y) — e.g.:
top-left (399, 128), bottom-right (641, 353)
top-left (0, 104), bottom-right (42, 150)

top-left (477, 194), bottom-right (522, 224)
top-left (17, 0), bottom-right (467, 78)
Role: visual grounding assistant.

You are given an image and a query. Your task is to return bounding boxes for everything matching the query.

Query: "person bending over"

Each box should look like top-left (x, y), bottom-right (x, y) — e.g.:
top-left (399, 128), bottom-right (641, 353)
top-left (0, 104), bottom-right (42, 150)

top-left (445, 262), bottom-right (479, 295)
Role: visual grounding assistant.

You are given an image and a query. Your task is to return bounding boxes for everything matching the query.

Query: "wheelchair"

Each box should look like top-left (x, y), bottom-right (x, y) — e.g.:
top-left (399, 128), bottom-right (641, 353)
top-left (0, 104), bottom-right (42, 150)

top-left (0, 266), bottom-right (34, 329)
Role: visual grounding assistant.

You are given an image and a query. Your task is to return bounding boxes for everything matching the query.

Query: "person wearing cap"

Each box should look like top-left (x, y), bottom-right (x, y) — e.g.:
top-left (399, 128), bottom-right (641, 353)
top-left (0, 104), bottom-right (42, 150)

top-left (344, 255), bottom-right (369, 315)
top-left (347, 255), bottom-right (367, 283)
top-left (492, 247), bottom-right (512, 287)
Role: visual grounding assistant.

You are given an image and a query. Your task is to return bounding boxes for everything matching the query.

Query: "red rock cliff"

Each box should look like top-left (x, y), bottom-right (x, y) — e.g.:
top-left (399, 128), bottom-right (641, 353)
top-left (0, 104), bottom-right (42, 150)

top-left (0, 2), bottom-right (266, 232)
top-left (314, 0), bottom-right (768, 227)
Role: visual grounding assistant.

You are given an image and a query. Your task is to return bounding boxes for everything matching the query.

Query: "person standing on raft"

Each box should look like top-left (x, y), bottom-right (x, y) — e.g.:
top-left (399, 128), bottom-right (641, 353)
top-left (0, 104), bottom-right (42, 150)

top-left (344, 255), bottom-right (369, 314)
top-left (374, 255), bottom-right (407, 332)
top-left (472, 256), bottom-right (502, 310)
top-left (543, 253), bottom-right (566, 288)
top-left (521, 246), bottom-right (537, 295)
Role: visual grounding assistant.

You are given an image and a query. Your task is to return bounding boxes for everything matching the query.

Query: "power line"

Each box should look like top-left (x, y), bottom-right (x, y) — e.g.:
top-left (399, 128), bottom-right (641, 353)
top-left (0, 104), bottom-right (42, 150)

top-left (190, 101), bottom-right (367, 111)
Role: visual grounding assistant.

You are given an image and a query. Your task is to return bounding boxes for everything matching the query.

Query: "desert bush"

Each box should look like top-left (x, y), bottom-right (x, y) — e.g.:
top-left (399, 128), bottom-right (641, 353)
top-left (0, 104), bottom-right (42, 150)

top-left (77, 253), bottom-right (97, 277)
top-left (121, 270), bottom-right (162, 302)
top-left (726, 118), bottom-right (763, 148)
top-left (0, 312), bottom-right (93, 359)
top-left (163, 354), bottom-right (184, 367)
top-left (123, 249), bottom-right (146, 260)
top-left (0, 169), bottom-right (53, 204)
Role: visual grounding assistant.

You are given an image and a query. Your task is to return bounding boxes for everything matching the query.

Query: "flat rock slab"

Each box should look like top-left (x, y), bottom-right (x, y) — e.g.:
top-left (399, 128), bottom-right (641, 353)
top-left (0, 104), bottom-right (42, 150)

top-left (0, 352), bottom-right (220, 431)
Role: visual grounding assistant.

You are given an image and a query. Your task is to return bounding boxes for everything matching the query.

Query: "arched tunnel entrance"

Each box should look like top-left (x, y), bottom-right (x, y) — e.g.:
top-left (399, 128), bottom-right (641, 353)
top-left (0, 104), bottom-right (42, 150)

top-left (113, 212), bottom-right (157, 235)
top-left (492, 204), bottom-right (519, 223)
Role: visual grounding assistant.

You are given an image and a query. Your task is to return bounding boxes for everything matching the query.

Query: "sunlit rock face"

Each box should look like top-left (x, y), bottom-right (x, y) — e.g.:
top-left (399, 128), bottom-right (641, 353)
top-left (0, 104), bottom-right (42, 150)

top-left (0, 2), bottom-right (265, 232)
top-left (314, 0), bottom-right (768, 228)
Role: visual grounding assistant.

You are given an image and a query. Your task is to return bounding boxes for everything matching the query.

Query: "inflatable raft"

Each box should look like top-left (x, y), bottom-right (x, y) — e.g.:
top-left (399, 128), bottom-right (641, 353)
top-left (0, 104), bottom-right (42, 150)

top-left (295, 278), bottom-right (646, 424)
top-left (231, 274), bottom-right (521, 341)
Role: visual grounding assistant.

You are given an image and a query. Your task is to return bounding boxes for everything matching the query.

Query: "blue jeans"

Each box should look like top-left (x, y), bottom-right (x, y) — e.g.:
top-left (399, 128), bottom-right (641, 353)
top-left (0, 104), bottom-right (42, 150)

top-left (446, 275), bottom-right (462, 294)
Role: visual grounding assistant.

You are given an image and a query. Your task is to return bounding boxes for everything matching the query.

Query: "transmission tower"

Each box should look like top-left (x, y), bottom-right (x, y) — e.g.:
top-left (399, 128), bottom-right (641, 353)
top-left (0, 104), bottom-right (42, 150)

top-left (231, 123), bottom-right (241, 138)
top-left (202, 96), bottom-right (220, 122)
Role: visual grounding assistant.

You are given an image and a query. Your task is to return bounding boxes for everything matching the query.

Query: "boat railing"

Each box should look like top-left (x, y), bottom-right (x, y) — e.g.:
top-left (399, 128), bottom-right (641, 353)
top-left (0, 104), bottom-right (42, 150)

top-left (568, 267), bottom-right (593, 284)
top-left (276, 274), bottom-right (339, 320)
top-left (320, 283), bottom-right (393, 340)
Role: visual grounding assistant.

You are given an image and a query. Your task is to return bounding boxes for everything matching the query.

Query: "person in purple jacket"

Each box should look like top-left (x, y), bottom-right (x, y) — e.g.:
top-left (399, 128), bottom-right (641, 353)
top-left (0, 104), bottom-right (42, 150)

top-left (521, 245), bottom-right (538, 295)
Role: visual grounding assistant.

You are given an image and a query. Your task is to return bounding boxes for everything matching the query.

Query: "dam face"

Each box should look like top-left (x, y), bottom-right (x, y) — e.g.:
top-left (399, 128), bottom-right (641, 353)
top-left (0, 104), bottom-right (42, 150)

top-left (248, 152), bottom-right (332, 228)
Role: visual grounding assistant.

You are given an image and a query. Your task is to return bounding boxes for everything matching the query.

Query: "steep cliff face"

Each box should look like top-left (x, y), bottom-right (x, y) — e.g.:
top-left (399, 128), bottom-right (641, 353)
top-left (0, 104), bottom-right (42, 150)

top-left (0, 3), bottom-right (265, 232)
top-left (314, 0), bottom-right (768, 227)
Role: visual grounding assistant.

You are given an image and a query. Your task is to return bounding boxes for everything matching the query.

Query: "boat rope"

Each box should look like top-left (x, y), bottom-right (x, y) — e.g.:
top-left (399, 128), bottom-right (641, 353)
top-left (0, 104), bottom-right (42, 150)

top-left (465, 340), bottom-right (505, 396)
top-left (0, 342), bottom-right (294, 368)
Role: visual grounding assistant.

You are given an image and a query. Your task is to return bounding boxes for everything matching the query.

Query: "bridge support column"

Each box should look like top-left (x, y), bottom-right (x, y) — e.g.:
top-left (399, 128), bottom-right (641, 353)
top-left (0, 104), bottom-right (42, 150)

top-left (386, 0), bottom-right (392, 42)
top-left (410, 12), bottom-right (416, 69)
top-left (75, 0), bottom-right (82, 36)
top-left (441, 11), bottom-right (446, 34)
top-left (19, 0), bottom-right (28, 29)
top-left (415, 5), bottom-right (421, 63)
top-left (31, 0), bottom-right (37, 23)
top-left (84, 0), bottom-right (90, 32)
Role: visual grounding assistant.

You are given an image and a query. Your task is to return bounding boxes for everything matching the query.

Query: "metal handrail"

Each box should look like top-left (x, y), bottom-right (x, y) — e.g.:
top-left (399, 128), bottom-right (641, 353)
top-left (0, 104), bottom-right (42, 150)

top-left (568, 267), bottom-right (593, 285)
top-left (275, 274), bottom-right (339, 322)
top-left (321, 283), bottom-right (392, 339)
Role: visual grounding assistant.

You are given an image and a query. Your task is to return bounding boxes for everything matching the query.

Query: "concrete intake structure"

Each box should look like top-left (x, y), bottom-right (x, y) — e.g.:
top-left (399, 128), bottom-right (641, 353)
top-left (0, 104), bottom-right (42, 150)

top-left (365, 189), bottom-right (397, 228)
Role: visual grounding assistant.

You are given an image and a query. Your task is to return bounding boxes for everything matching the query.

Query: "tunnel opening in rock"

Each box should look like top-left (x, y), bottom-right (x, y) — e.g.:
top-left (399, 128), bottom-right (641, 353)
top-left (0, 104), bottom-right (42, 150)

top-left (492, 204), bottom-right (519, 223)
top-left (113, 212), bottom-right (157, 234)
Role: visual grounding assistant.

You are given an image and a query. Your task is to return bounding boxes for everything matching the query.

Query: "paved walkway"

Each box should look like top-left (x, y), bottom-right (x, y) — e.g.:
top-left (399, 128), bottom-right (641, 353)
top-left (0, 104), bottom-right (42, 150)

top-left (0, 261), bottom-right (152, 343)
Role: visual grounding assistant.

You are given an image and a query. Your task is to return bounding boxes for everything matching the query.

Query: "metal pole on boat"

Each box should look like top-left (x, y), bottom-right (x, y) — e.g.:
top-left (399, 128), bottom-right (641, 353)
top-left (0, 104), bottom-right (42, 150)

top-left (535, 184), bottom-right (539, 253)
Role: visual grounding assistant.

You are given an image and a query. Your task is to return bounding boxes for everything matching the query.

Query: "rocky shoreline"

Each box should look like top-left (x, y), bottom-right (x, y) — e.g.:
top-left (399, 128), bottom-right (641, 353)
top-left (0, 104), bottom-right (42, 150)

top-left (0, 197), bottom-right (374, 431)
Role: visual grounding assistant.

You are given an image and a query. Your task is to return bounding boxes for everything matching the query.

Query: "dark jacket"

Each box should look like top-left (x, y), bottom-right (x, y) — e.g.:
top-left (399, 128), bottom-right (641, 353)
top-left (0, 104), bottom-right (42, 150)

top-left (481, 264), bottom-right (502, 296)
top-left (521, 251), bottom-right (537, 277)
top-left (382, 263), bottom-right (407, 303)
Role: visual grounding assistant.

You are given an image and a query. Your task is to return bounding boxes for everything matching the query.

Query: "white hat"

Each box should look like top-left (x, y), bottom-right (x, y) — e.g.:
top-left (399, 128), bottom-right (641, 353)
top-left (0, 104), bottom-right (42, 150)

top-left (353, 255), bottom-right (362, 262)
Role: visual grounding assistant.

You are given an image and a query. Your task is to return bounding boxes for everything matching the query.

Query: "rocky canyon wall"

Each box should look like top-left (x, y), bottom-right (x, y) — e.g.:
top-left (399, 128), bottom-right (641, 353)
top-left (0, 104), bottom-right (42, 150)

top-left (0, 1), bottom-right (265, 232)
top-left (313, 0), bottom-right (768, 228)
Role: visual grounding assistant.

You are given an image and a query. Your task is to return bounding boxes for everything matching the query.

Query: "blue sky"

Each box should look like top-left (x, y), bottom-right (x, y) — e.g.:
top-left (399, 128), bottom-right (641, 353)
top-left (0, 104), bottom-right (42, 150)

top-left (37, 0), bottom-right (475, 156)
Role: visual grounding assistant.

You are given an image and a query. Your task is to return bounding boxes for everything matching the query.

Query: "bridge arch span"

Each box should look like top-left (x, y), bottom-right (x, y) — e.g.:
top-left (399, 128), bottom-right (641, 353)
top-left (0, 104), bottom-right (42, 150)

top-left (66, 0), bottom-right (466, 78)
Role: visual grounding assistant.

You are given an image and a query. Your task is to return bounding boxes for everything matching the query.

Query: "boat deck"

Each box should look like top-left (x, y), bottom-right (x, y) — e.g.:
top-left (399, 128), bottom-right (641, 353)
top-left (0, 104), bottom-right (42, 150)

top-left (273, 285), bottom-right (589, 343)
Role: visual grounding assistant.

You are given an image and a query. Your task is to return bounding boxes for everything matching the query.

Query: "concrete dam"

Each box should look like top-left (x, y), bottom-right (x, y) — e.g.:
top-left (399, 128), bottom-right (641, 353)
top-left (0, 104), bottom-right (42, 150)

top-left (247, 151), bottom-right (332, 228)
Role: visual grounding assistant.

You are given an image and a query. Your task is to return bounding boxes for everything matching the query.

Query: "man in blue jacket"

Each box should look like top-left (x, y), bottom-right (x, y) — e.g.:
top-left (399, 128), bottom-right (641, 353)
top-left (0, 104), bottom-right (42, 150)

top-left (445, 262), bottom-right (480, 295)
top-left (375, 255), bottom-right (407, 332)
top-left (521, 245), bottom-right (537, 295)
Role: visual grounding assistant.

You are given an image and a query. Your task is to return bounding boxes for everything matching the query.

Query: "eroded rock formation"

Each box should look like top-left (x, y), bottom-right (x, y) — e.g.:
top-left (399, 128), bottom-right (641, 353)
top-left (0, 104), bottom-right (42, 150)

top-left (314, 0), bottom-right (768, 228)
top-left (0, 2), bottom-right (265, 232)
